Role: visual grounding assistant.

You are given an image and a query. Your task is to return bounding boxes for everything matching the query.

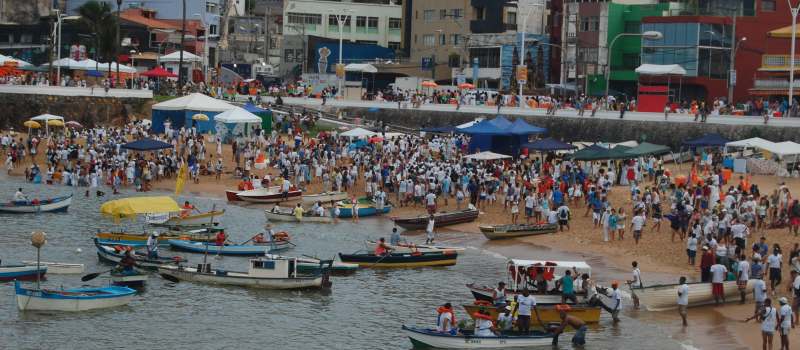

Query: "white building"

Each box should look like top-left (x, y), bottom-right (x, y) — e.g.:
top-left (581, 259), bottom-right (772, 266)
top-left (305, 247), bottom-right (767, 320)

top-left (282, 0), bottom-right (402, 48)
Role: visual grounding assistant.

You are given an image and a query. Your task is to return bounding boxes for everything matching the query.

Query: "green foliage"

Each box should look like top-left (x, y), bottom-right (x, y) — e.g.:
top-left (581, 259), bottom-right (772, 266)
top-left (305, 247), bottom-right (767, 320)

top-left (78, 1), bottom-right (117, 65)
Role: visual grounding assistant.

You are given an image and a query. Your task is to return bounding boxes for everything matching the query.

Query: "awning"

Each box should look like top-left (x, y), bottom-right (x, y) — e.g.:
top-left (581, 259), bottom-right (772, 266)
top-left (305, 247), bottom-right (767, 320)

top-left (635, 64), bottom-right (687, 76)
top-left (100, 196), bottom-right (181, 220)
top-left (768, 25), bottom-right (798, 38)
top-left (30, 114), bottom-right (64, 122)
top-left (344, 63), bottom-right (378, 73)
top-left (340, 127), bottom-right (376, 138)
top-left (159, 51), bottom-right (202, 63)
top-left (683, 133), bottom-right (730, 147)
top-left (624, 142), bottom-right (671, 157)
top-left (152, 92), bottom-right (236, 112)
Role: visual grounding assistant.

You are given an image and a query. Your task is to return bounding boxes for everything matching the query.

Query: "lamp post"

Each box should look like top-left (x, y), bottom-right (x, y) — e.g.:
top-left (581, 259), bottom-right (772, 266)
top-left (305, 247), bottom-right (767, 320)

top-left (129, 49), bottom-right (136, 87)
top-left (116, 0), bottom-right (122, 88)
top-left (330, 10), bottom-right (352, 98)
top-left (56, 10), bottom-right (65, 85)
top-left (605, 30), bottom-right (663, 100)
top-left (788, 0), bottom-right (800, 107)
top-left (509, 1), bottom-right (545, 107)
top-left (729, 36), bottom-right (746, 106)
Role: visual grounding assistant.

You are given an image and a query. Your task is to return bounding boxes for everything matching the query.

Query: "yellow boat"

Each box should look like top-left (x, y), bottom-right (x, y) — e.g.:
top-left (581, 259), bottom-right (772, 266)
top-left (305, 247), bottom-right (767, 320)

top-left (462, 302), bottom-right (601, 325)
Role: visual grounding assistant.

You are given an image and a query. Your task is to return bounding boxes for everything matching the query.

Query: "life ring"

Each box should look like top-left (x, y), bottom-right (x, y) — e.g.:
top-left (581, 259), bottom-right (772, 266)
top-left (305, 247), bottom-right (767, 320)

top-left (273, 231), bottom-right (290, 241)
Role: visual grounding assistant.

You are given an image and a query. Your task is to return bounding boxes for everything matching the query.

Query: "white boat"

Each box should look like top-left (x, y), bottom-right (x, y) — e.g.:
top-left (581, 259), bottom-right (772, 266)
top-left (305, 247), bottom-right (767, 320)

top-left (402, 326), bottom-right (556, 349)
top-left (301, 191), bottom-right (348, 204)
top-left (22, 261), bottom-right (84, 274)
top-left (0, 194), bottom-right (72, 213)
top-left (157, 256), bottom-right (331, 290)
top-left (264, 206), bottom-right (333, 223)
top-left (630, 279), bottom-right (756, 311)
top-left (364, 240), bottom-right (466, 253)
top-left (146, 210), bottom-right (224, 228)
top-left (15, 280), bottom-right (136, 312)
top-left (263, 254), bottom-right (359, 275)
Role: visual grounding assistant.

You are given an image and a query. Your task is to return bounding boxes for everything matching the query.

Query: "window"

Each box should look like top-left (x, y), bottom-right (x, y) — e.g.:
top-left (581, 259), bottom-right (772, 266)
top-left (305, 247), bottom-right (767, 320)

top-left (149, 32), bottom-right (158, 47)
top-left (507, 11), bottom-right (517, 26)
top-left (469, 47), bottom-right (501, 68)
top-left (19, 33), bottom-right (32, 44)
top-left (450, 9), bottom-right (463, 19)
top-left (624, 21), bottom-right (640, 34)
top-left (389, 18), bottom-right (402, 29)
top-left (388, 41), bottom-right (401, 51)
top-left (762, 0), bottom-right (776, 11)
top-left (284, 49), bottom-right (293, 62)
top-left (580, 16), bottom-right (599, 32)
top-left (440, 34), bottom-right (446, 45)
top-left (423, 34), bottom-right (435, 47)
top-left (206, 1), bottom-right (217, 13)
top-left (356, 16), bottom-right (366, 28)
top-left (440, 9), bottom-right (447, 19)
top-left (209, 24), bottom-right (217, 35)
top-left (356, 40), bottom-right (378, 45)
top-left (367, 17), bottom-right (378, 29)
top-left (414, 34), bottom-right (417, 44)
top-left (287, 12), bottom-right (321, 25)
top-left (448, 54), bottom-right (460, 68)
top-left (424, 10), bottom-right (435, 22)
top-left (475, 7), bottom-right (485, 20)
top-left (450, 34), bottom-right (461, 45)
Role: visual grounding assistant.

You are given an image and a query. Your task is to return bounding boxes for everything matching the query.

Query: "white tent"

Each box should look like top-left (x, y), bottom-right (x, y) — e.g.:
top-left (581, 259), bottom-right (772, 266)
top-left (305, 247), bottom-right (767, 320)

top-left (464, 151), bottom-right (512, 160)
top-left (340, 127), bottom-right (376, 139)
top-left (71, 59), bottom-right (101, 70)
top-left (30, 114), bottom-right (64, 122)
top-left (152, 93), bottom-right (236, 112)
top-left (48, 58), bottom-right (81, 68)
top-left (101, 62), bottom-right (137, 74)
top-left (0, 54), bottom-right (31, 67)
top-left (725, 137), bottom-right (775, 150)
top-left (773, 141), bottom-right (800, 157)
top-left (214, 107), bottom-right (262, 124)
top-left (635, 64), bottom-right (687, 76)
top-left (344, 63), bottom-right (378, 73)
top-left (159, 51), bottom-right (202, 63)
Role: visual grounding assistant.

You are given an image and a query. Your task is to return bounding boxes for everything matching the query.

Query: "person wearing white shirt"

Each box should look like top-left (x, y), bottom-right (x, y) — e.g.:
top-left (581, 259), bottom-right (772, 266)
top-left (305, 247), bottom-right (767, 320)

top-left (677, 276), bottom-right (689, 326)
top-left (12, 188), bottom-right (27, 202)
top-left (759, 298), bottom-right (778, 350)
top-left (778, 297), bottom-right (794, 349)
top-left (496, 306), bottom-right (515, 332)
top-left (631, 212), bottom-right (646, 245)
top-left (436, 303), bottom-right (456, 334)
top-left (730, 220), bottom-right (749, 251)
top-left (512, 289), bottom-right (543, 334)
top-left (768, 248), bottom-right (783, 294)
top-left (753, 278), bottom-right (768, 318)
top-left (737, 254), bottom-right (751, 304)
top-left (687, 234), bottom-right (698, 265)
top-left (627, 261), bottom-right (643, 308)
top-left (710, 262), bottom-right (728, 305)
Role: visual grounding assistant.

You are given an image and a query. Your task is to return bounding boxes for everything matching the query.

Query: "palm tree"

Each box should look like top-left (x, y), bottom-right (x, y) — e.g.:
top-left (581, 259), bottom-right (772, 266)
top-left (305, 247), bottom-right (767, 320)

top-left (78, 1), bottom-right (117, 75)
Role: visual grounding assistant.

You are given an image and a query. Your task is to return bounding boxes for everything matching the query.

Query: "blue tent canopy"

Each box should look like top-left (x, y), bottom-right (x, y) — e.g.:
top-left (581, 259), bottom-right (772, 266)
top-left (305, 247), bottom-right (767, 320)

top-left (522, 138), bottom-right (576, 151)
top-left (508, 118), bottom-right (547, 135)
top-left (242, 103), bottom-right (267, 113)
top-left (487, 116), bottom-right (513, 129)
top-left (122, 138), bottom-right (173, 151)
top-left (683, 133), bottom-right (730, 147)
top-left (458, 120), bottom-right (510, 135)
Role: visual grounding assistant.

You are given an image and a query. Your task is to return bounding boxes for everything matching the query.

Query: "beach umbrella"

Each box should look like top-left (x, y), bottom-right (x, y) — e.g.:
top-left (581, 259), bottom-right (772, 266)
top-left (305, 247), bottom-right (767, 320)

top-left (140, 66), bottom-right (177, 78)
top-left (192, 113), bottom-right (209, 121)
top-left (421, 80), bottom-right (438, 88)
top-left (458, 82), bottom-right (475, 89)
top-left (47, 119), bottom-right (64, 127)
top-left (23, 120), bottom-right (41, 129)
top-left (65, 121), bottom-right (83, 129)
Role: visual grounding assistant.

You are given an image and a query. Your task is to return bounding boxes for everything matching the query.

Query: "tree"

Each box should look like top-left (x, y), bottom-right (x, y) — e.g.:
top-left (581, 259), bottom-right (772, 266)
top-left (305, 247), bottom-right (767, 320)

top-left (78, 1), bottom-right (117, 74)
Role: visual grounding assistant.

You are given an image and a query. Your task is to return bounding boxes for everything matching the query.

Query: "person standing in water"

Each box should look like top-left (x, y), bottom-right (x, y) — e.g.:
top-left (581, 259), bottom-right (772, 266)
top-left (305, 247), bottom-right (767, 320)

top-left (425, 215), bottom-right (435, 244)
top-left (677, 276), bottom-right (689, 326)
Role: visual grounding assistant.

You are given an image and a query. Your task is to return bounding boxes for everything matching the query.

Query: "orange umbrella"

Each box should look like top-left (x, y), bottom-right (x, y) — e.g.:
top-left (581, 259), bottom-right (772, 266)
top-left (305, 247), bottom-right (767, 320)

top-left (421, 80), bottom-right (438, 88)
top-left (458, 83), bottom-right (475, 89)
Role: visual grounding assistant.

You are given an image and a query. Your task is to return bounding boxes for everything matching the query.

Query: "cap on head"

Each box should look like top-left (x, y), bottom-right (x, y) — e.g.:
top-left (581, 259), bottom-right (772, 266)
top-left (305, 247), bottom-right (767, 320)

top-left (780, 297), bottom-right (788, 305)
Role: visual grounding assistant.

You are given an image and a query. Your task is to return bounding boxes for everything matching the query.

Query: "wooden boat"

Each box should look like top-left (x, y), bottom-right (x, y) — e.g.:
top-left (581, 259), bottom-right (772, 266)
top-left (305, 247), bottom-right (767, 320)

top-left (94, 239), bottom-right (185, 270)
top-left (402, 326), bottom-right (556, 349)
top-left (467, 283), bottom-right (567, 305)
top-left (468, 260), bottom-right (594, 304)
top-left (146, 210), bottom-right (225, 228)
top-left (22, 261), bottom-right (84, 274)
top-left (226, 187), bottom-right (302, 203)
top-left (630, 279), bottom-right (756, 311)
top-left (0, 265), bottom-right (47, 282)
top-left (15, 280), bottom-right (136, 312)
top-left (0, 194), bottom-right (72, 213)
top-left (480, 223), bottom-right (558, 240)
top-left (393, 208), bottom-right (479, 230)
top-left (95, 228), bottom-right (221, 247)
top-left (157, 256), bottom-right (332, 290)
top-left (264, 254), bottom-right (359, 275)
top-left (264, 206), bottom-right (333, 223)
top-left (338, 251), bottom-right (458, 268)
top-left (364, 240), bottom-right (466, 254)
top-left (111, 269), bottom-right (148, 288)
top-left (335, 204), bottom-right (392, 218)
top-left (302, 191), bottom-right (348, 204)
top-left (462, 303), bottom-right (602, 325)
top-left (167, 239), bottom-right (291, 256)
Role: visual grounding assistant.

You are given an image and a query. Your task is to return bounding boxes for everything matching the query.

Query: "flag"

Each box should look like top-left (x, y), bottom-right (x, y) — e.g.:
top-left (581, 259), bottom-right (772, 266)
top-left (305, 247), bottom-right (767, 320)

top-left (175, 163), bottom-right (188, 195)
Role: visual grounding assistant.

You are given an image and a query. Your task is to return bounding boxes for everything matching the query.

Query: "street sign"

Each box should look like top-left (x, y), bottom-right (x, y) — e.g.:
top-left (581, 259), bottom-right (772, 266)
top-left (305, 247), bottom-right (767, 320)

top-left (730, 70), bottom-right (737, 86)
top-left (421, 57), bottom-right (433, 71)
top-left (517, 65), bottom-right (528, 84)
top-left (335, 63), bottom-right (345, 78)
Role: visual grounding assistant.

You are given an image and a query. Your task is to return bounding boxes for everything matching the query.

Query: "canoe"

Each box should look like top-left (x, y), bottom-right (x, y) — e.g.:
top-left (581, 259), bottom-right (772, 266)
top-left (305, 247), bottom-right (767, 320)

top-left (630, 279), bottom-right (756, 311)
top-left (0, 194), bottom-right (72, 213)
top-left (0, 265), bottom-right (47, 282)
top-left (338, 251), bottom-right (458, 268)
top-left (364, 240), bottom-right (466, 254)
top-left (157, 256), bottom-right (331, 290)
top-left (226, 187), bottom-right (302, 203)
top-left (166, 239), bottom-right (290, 256)
top-left (94, 238), bottom-right (185, 270)
top-left (302, 191), bottom-right (349, 204)
top-left (111, 269), bottom-right (148, 288)
top-left (95, 228), bottom-right (221, 246)
top-left (393, 208), bottom-right (479, 230)
top-left (146, 210), bottom-right (224, 228)
top-left (335, 204), bottom-right (391, 218)
top-left (22, 261), bottom-right (84, 274)
top-left (15, 280), bottom-right (136, 312)
top-left (462, 303), bottom-right (602, 324)
top-left (479, 223), bottom-right (558, 240)
top-left (466, 283), bottom-right (574, 305)
top-left (264, 254), bottom-right (359, 275)
top-left (402, 326), bottom-right (556, 349)
top-left (264, 207), bottom-right (333, 223)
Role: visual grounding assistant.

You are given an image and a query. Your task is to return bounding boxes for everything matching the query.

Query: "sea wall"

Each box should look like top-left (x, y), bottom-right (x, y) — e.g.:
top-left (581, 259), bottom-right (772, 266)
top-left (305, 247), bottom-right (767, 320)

top-left (0, 92), bottom-right (152, 129)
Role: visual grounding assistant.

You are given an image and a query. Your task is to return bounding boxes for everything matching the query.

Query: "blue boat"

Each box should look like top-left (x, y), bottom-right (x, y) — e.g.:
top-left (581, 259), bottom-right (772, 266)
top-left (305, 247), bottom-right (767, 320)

top-left (167, 239), bottom-right (291, 256)
top-left (336, 204), bottom-right (391, 218)
top-left (0, 265), bottom-right (47, 282)
top-left (15, 280), bottom-right (136, 311)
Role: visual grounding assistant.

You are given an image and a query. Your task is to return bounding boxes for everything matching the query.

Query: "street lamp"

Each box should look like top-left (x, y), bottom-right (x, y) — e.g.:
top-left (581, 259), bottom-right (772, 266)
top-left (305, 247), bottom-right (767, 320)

top-left (509, 0), bottom-right (546, 107)
top-left (729, 36), bottom-right (746, 105)
top-left (116, 0), bottom-right (122, 88)
top-left (605, 30), bottom-right (662, 100)
top-left (788, 0), bottom-right (800, 107)
top-left (329, 10), bottom-right (352, 98)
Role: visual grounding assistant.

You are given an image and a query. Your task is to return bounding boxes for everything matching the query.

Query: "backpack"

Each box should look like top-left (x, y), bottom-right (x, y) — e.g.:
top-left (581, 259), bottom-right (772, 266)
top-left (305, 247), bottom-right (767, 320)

top-left (559, 208), bottom-right (568, 220)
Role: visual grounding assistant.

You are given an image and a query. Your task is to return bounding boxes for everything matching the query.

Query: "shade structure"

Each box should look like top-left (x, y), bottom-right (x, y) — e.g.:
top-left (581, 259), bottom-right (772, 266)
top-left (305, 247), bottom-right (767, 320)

top-left (725, 137), bottom-right (775, 149)
top-left (243, 103), bottom-right (272, 132)
top-left (464, 151), bottom-right (511, 160)
top-left (0, 54), bottom-right (31, 67)
top-left (30, 114), bottom-right (64, 122)
top-left (121, 138), bottom-right (173, 151)
top-left (683, 133), bottom-right (730, 147)
top-left (213, 107), bottom-right (262, 124)
top-left (47, 119), bottom-right (64, 127)
top-left (48, 58), bottom-right (81, 68)
top-left (106, 62), bottom-right (137, 74)
top-left (100, 196), bottom-right (181, 220)
top-left (191, 113), bottom-right (209, 121)
top-left (152, 93), bottom-right (235, 112)
top-left (242, 103), bottom-right (266, 113)
top-left (522, 138), bottom-right (576, 151)
top-left (571, 144), bottom-right (632, 161)
top-left (65, 121), bottom-right (83, 129)
top-left (340, 127), bottom-right (376, 138)
top-left (141, 66), bottom-right (177, 78)
top-left (487, 116), bottom-right (513, 129)
top-left (458, 120), bottom-right (510, 135)
top-left (71, 59), bottom-right (100, 70)
top-left (624, 142), bottom-right (671, 157)
top-left (159, 51), bottom-right (202, 62)
top-left (635, 64), bottom-right (687, 76)
top-left (23, 120), bottom-right (40, 129)
top-left (421, 80), bottom-right (438, 88)
top-left (507, 118), bottom-right (547, 135)
top-left (344, 63), bottom-right (378, 73)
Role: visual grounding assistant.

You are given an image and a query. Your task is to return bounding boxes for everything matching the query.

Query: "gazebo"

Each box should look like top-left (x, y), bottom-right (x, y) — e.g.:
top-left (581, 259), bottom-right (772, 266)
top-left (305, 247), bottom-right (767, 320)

top-left (634, 64), bottom-right (687, 112)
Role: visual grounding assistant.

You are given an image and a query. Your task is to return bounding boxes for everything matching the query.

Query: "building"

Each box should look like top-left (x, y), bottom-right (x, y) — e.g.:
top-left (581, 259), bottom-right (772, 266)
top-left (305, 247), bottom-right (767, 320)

top-left (252, 0), bottom-right (284, 69)
top-left (0, 0), bottom-right (65, 64)
top-left (404, 0), bottom-right (472, 83)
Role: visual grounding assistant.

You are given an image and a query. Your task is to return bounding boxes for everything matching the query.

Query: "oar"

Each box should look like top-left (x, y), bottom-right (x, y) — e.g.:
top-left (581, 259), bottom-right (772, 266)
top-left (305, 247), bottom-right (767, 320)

top-left (159, 273), bottom-right (180, 283)
top-left (239, 234), bottom-right (259, 246)
top-left (81, 269), bottom-right (113, 282)
top-left (367, 250), bottom-right (393, 268)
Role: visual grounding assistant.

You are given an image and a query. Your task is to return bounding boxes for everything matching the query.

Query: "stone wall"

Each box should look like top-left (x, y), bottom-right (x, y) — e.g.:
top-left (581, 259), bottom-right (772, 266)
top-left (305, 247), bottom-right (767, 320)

top-left (326, 107), bottom-right (800, 149)
top-left (0, 93), bottom-right (152, 129)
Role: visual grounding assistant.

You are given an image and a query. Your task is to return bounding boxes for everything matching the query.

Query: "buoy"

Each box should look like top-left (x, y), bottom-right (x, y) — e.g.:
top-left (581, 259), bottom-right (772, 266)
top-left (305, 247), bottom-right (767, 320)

top-left (75, 248), bottom-right (83, 253)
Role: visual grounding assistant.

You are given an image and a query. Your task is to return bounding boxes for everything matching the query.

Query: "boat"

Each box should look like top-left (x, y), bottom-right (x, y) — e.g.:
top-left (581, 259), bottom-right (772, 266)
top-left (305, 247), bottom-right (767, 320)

top-left (402, 326), bottom-right (556, 349)
top-left (167, 239), bottom-right (291, 256)
top-left (157, 256), bottom-right (332, 290)
top-left (264, 206), bottom-right (333, 223)
top-left (95, 227), bottom-right (222, 246)
top-left (364, 240), bottom-right (466, 254)
top-left (462, 302), bottom-right (602, 325)
top-left (338, 251), bottom-right (458, 268)
top-left (15, 280), bottom-right (136, 312)
top-left (94, 238), bottom-right (185, 270)
top-left (22, 261), bottom-right (84, 274)
top-left (468, 259), bottom-right (593, 303)
top-left (264, 254), bottom-right (359, 275)
top-left (479, 223), bottom-right (558, 240)
top-left (393, 208), bottom-right (479, 230)
top-left (302, 191), bottom-right (349, 204)
top-left (146, 210), bottom-right (225, 228)
top-left (110, 269), bottom-right (148, 288)
top-left (630, 279), bottom-right (756, 311)
top-left (225, 186), bottom-right (302, 203)
top-left (0, 265), bottom-right (47, 282)
top-left (335, 203), bottom-right (392, 218)
top-left (0, 194), bottom-right (72, 213)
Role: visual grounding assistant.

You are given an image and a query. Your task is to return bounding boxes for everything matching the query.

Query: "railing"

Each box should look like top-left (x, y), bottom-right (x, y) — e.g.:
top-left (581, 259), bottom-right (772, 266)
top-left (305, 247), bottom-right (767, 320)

top-left (753, 79), bottom-right (800, 89)
top-left (761, 55), bottom-right (800, 70)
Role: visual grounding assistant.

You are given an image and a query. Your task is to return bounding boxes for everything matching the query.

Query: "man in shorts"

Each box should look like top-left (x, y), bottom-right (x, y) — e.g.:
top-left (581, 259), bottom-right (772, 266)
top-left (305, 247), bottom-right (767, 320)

top-left (778, 297), bottom-right (794, 350)
top-left (710, 261), bottom-right (728, 305)
top-left (677, 276), bottom-right (689, 326)
top-left (553, 304), bottom-right (588, 346)
top-left (737, 254), bottom-right (751, 303)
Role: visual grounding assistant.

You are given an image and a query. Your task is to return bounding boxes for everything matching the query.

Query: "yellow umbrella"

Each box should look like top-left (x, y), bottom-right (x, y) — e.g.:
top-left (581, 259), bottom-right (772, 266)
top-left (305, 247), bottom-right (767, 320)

top-left (23, 120), bottom-right (41, 129)
top-left (192, 113), bottom-right (209, 121)
top-left (47, 119), bottom-right (64, 127)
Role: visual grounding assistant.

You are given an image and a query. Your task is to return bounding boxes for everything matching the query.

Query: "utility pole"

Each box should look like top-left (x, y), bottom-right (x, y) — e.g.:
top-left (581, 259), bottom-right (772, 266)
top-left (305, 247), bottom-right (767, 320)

top-left (264, 7), bottom-right (270, 65)
top-left (116, 0), bottom-right (122, 88)
top-left (178, 0), bottom-right (186, 89)
top-left (789, 0), bottom-right (800, 108)
top-left (727, 2), bottom-right (738, 105)
top-left (55, 9), bottom-right (62, 85)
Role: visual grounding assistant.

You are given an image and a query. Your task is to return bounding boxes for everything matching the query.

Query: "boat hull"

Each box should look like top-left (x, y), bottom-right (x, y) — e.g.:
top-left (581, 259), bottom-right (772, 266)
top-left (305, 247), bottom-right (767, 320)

top-left (0, 265), bottom-right (47, 282)
top-left (264, 209), bottom-right (333, 223)
top-left (95, 239), bottom-right (183, 270)
top-left (631, 280), bottom-right (756, 311)
top-left (15, 281), bottom-right (135, 312)
top-left (336, 205), bottom-right (391, 218)
top-left (111, 273), bottom-right (148, 288)
top-left (157, 266), bottom-right (324, 289)
top-left (22, 261), bottom-right (83, 274)
top-left (96, 230), bottom-right (218, 246)
top-left (228, 188), bottom-right (303, 203)
top-left (466, 283), bottom-right (571, 304)
top-left (462, 304), bottom-right (601, 324)
top-left (147, 210), bottom-right (224, 227)
top-left (393, 209), bottom-right (479, 230)
top-left (167, 240), bottom-right (281, 256)
top-left (364, 240), bottom-right (466, 254)
top-left (338, 252), bottom-right (457, 268)
top-left (480, 223), bottom-right (558, 240)
top-left (302, 191), bottom-right (349, 204)
top-left (0, 195), bottom-right (72, 213)
top-left (402, 326), bottom-right (555, 349)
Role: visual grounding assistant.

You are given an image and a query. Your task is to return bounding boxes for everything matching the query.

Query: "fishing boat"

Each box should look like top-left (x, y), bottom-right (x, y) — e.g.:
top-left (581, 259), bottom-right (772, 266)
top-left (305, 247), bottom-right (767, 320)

top-left (364, 240), bottom-right (466, 254)
top-left (335, 203), bottom-right (392, 218)
top-left (338, 251), bottom-right (458, 268)
top-left (95, 227), bottom-right (221, 246)
top-left (0, 194), bottom-right (72, 213)
top-left (630, 279), bottom-right (756, 311)
top-left (167, 239), bottom-right (290, 256)
top-left (264, 254), bottom-right (359, 275)
top-left (15, 280), bottom-right (136, 312)
top-left (462, 302), bottom-right (602, 324)
top-left (402, 326), bottom-right (557, 349)
top-left (22, 261), bottom-right (84, 274)
top-left (393, 208), bottom-right (479, 230)
top-left (0, 265), bottom-right (47, 282)
top-left (146, 210), bottom-right (225, 228)
top-left (157, 256), bottom-right (332, 290)
top-left (468, 260), bottom-right (593, 303)
top-left (110, 269), bottom-right (148, 288)
top-left (264, 206), bottom-right (333, 223)
top-left (302, 191), bottom-right (349, 204)
top-left (225, 187), bottom-right (302, 203)
top-left (94, 239), bottom-right (185, 270)
top-left (479, 223), bottom-right (558, 240)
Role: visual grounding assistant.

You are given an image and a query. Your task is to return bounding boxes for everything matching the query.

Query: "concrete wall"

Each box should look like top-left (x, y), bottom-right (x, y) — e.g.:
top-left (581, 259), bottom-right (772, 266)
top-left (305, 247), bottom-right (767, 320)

top-left (0, 92), bottom-right (152, 130)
